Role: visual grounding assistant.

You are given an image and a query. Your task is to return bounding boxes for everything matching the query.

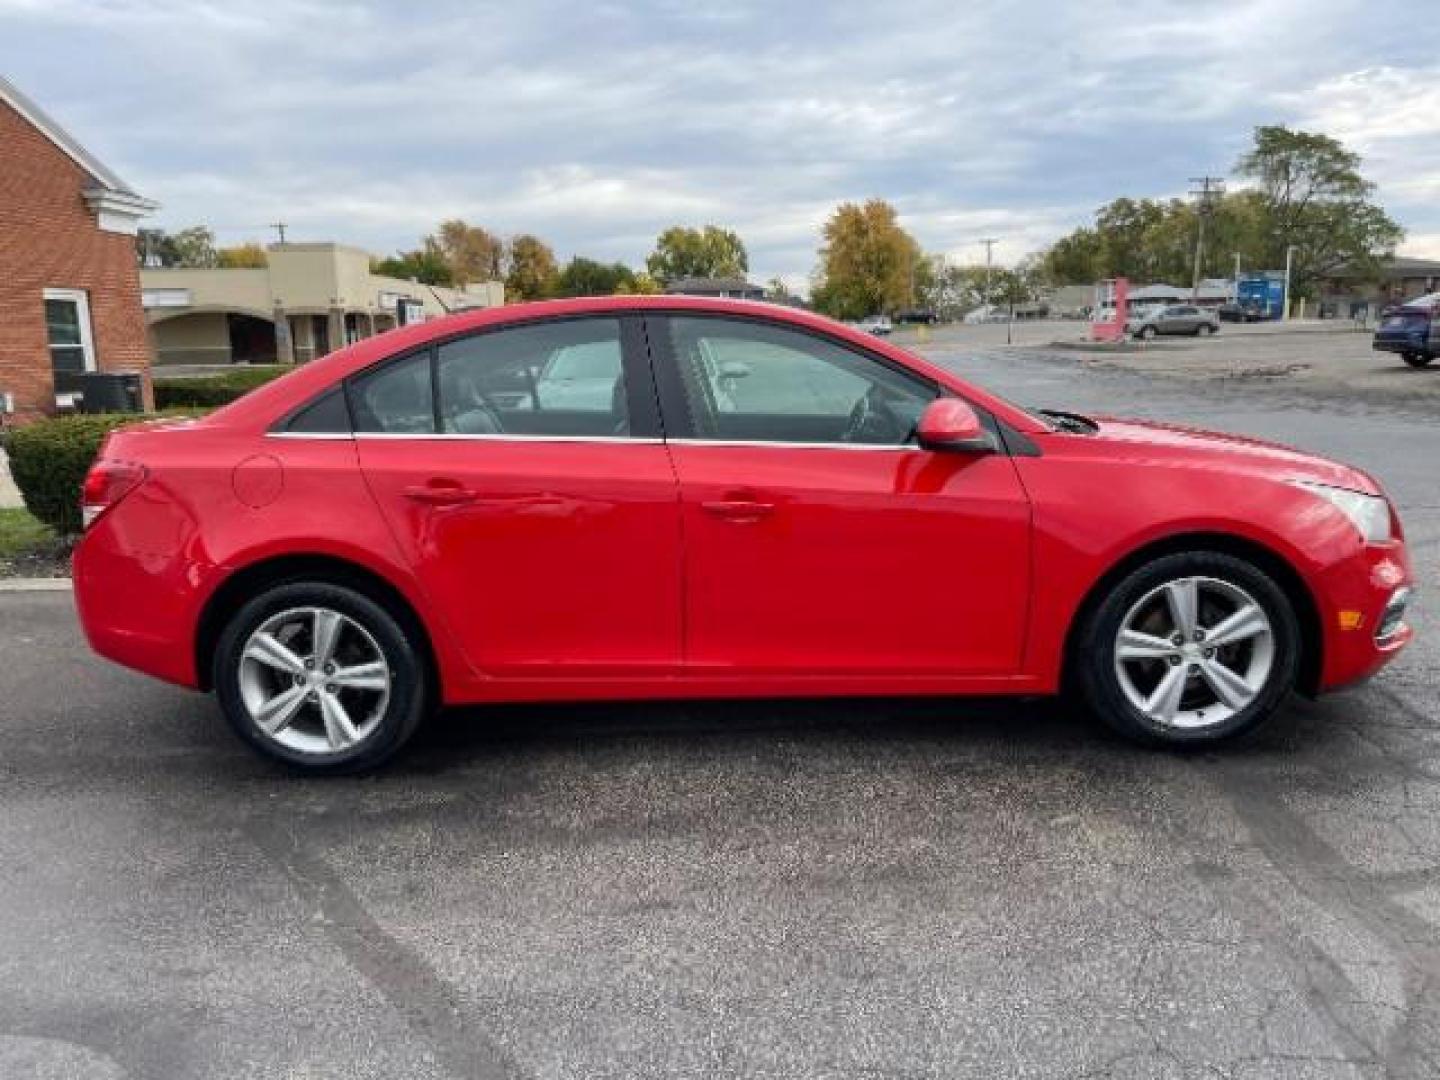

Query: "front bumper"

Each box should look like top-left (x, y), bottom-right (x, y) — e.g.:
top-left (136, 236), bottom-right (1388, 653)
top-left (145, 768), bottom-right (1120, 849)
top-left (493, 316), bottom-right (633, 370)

top-left (1315, 541), bottom-right (1414, 691)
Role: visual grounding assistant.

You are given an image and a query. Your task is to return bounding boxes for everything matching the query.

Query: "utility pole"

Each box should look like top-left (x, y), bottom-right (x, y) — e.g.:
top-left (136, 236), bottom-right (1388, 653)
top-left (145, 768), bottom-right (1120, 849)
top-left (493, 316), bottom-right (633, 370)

top-left (1188, 177), bottom-right (1225, 301)
top-left (270, 221), bottom-right (289, 245)
top-left (978, 238), bottom-right (998, 308)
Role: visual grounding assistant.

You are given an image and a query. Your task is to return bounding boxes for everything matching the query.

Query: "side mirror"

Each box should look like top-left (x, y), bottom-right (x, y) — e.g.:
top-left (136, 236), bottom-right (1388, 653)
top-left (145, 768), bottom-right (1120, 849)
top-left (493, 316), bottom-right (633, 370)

top-left (917, 398), bottom-right (996, 453)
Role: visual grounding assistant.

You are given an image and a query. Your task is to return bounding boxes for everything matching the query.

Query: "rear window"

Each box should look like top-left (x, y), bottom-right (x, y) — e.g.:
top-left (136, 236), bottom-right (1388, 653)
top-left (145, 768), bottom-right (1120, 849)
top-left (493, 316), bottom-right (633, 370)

top-left (1383, 311), bottom-right (1427, 328)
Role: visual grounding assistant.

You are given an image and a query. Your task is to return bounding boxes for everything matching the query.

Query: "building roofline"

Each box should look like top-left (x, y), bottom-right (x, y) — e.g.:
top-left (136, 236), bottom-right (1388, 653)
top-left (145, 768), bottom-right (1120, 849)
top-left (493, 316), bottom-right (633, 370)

top-left (0, 73), bottom-right (153, 204)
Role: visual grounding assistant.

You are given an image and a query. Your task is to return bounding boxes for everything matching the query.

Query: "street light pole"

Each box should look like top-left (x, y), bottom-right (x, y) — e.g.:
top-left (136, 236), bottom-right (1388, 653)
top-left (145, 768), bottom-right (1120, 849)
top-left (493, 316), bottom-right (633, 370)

top-left (1282, 245), bottom-right (1296, 321)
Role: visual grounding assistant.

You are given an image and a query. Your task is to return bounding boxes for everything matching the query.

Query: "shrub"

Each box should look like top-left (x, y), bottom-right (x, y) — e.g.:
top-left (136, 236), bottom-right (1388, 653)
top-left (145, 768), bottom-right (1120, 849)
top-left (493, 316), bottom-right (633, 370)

top-left (153, 365), bottom-right (293, 409)
top-left (2, 412), bottom-right (196, 536)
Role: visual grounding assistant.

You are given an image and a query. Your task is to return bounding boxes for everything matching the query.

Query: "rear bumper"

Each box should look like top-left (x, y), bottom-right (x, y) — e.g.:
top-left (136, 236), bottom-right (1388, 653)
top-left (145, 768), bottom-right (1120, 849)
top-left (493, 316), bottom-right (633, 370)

top-left (72, 509), bottom-right (217, 690)
top-left (1315, 541), bottom-right (1414, 691)
top-left (1373, 337), bottom-right (1427, 355)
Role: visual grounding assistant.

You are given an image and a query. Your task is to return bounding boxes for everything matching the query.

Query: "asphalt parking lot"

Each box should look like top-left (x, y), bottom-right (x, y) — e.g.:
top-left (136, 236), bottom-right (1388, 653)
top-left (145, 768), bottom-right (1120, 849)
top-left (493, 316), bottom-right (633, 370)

top-left (2, 347), bottom-right (1438, 1078)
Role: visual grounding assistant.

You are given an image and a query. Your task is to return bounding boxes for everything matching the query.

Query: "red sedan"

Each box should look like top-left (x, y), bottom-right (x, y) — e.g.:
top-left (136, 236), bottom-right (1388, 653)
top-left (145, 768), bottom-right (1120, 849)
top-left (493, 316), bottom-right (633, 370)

top-left (74, 297), bottom-right (1414, 772)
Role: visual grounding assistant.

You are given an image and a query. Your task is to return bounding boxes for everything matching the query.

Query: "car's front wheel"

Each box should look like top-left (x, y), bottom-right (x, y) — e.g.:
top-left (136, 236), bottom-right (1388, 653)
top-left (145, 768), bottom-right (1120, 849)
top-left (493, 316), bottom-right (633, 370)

top-left (1075, 552), bottom-right (1300, 746)
top-left (1403, 352), bottom-right (1433, 369)
top-left (1196, 323), bottom-right (1215, 336)
top-left (213, 581), bottom-right (430, 773)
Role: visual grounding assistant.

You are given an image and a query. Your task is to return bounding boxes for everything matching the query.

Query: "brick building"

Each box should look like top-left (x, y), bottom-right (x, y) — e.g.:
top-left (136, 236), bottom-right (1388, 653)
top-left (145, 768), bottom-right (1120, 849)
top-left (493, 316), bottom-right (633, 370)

top-left (0, 76), bottom-right (156, 420)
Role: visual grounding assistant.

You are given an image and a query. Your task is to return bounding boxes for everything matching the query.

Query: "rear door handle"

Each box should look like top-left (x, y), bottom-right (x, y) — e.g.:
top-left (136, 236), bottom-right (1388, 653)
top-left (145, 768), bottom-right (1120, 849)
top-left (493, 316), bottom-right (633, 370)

top-left (701, 497), bottom-right (776, 523)
top-left (403, 481), bottom-right (477, 506)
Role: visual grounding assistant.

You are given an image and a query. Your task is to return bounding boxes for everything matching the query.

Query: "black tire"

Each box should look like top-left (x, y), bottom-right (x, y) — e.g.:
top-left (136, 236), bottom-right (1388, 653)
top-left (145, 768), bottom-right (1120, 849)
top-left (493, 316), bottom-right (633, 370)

top-left (1137, 325), bottom-right (1157, 340)
top-left (1197, 323), bottom-right (1215, 336)
top-left (1403, 352), bottom-right (1433, 369)
top-left (213, 581), bottom-right (430, 774)
top-left (1073, 551), bottom-right (1300, 747)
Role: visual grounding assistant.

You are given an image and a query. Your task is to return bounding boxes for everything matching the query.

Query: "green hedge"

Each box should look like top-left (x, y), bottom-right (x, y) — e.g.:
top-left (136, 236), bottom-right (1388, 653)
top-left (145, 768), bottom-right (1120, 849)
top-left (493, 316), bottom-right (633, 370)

top-left (153, 365), bottom-right (293, 409)
top-left (2, 412), bottom-right (198, 536)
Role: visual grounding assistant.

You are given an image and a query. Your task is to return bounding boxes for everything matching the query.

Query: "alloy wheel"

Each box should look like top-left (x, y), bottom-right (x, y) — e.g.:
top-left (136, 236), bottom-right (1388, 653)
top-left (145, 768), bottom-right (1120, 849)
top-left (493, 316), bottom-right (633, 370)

top-left (238, 606), bottom-right (391, 756)
top-left (1113, 576), bottom-right (1275, 730)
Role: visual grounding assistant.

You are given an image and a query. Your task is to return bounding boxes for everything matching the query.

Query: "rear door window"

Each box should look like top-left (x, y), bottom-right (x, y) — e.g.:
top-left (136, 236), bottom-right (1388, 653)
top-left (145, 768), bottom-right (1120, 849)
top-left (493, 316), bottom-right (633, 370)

top-left (349, 352), bottom-right (435, 434)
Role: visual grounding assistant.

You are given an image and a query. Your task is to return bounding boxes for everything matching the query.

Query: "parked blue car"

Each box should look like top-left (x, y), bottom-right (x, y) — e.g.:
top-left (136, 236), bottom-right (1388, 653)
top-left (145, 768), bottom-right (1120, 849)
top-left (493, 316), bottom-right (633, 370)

top-left (1373, 303), bottom-right (1437, 368)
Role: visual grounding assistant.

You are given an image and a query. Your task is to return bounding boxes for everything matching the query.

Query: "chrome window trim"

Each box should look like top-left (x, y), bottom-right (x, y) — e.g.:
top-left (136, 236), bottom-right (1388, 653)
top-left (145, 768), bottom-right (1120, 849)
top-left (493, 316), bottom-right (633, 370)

top-left (350, 432), bottom-right (664, 445)
top-left (267, 432), bottom-right (919, 451)
top-left (666, 437), bottom-right (917, 453)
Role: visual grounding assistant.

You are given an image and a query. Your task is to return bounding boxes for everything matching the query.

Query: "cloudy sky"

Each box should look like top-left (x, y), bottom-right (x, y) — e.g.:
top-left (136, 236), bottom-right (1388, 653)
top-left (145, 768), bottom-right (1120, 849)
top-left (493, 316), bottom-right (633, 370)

top-left (5, 0), bottom-right (1439, 291)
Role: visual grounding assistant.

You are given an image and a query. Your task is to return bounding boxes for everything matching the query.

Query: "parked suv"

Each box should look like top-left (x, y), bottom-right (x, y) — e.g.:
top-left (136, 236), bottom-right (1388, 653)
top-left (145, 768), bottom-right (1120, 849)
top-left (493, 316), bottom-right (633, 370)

top-left (1128, 305), bottom-right (1221, 339)
top-left (1372, 305), bottom-right (1436, 368)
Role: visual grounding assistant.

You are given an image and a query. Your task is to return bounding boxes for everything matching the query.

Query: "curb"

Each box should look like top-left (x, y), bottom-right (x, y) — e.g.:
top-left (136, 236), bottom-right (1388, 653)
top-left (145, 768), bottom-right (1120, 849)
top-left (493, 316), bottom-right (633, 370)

top-left (0, 577), bottom-right (73, 592)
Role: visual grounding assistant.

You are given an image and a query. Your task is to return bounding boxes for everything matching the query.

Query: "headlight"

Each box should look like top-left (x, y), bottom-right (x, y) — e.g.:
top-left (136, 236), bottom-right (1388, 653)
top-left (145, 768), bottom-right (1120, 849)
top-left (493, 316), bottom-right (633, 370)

top-left (1291, 480), bottom-right (1392, 544)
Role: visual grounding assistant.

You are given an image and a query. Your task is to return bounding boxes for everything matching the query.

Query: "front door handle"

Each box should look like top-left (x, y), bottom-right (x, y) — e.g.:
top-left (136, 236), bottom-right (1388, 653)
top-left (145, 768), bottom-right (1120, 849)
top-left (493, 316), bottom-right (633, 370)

top-left (701, 496), bottom-right (776, 523)
top-left (403, 481), bottom-right (477, 506)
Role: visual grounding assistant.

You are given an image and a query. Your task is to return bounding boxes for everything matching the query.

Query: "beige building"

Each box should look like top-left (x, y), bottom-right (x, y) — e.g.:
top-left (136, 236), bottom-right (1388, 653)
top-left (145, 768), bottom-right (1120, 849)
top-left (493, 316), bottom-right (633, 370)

top-left (142, 242), bottom-right (504, 365)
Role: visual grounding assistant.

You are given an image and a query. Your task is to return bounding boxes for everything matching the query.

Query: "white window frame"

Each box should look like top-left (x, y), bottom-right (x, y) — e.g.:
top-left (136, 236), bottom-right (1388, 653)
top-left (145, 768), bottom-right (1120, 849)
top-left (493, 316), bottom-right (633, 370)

top-left (43, 288), bottom-right (98, 374)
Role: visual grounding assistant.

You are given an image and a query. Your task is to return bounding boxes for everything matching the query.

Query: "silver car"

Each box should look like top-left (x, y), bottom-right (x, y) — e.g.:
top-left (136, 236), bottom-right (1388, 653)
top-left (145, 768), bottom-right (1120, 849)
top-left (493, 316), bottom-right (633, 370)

top-left (1128, 304), bottom-right (1220, 339)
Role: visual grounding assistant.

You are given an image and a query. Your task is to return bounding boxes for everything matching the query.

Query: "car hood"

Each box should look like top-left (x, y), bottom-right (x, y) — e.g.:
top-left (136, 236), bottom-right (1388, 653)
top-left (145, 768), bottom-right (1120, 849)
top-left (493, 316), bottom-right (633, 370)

top-left (1087, 416), bottom-right (1382, 495)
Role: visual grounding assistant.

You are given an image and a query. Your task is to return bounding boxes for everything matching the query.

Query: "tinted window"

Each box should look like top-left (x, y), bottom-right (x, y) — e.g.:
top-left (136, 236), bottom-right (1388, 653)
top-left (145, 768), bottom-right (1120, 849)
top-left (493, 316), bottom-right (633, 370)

top-left (349, 352), bottom-right (434, 434)
top-left (436, 318), bottom-right (629, 437)
top-left (284, 387), bottom-right (351, 433)
top-left (667, 316), bottom-right (935, 445)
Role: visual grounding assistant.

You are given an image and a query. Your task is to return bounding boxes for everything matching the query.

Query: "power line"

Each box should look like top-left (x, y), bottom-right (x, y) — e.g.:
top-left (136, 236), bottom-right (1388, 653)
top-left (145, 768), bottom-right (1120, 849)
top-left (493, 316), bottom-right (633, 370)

top-left (270, 221), bottom-right (289, 244)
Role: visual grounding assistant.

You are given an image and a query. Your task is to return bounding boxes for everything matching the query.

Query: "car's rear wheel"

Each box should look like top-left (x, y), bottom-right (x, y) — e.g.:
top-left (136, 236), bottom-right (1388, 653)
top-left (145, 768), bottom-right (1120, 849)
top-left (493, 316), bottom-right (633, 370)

top-left (1138, 325), bottom-right (1157, 340)
top-left (213, 581), bottom-right (429, 773)
top-left (1403, 352), bottom-right (1433, 368)
top-left (1075, 552), bottom-right (1300, 746)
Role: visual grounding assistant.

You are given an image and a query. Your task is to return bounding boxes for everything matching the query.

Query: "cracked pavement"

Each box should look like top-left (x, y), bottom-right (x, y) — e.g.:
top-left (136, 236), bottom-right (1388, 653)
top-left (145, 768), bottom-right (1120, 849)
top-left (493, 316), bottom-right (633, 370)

top-left (0, 344), bottom-right (1436, 1078)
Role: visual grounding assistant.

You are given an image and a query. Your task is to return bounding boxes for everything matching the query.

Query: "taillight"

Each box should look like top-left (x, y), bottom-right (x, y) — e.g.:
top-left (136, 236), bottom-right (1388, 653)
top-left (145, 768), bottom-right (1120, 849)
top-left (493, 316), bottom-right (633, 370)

top-left (81, 460), bottom-right (147, 529)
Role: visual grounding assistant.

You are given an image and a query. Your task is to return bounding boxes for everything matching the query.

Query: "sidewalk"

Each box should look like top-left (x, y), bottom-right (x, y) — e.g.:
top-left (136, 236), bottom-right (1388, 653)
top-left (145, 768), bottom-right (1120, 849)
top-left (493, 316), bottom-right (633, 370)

top-left (0, 449), bottom-right (23, 510)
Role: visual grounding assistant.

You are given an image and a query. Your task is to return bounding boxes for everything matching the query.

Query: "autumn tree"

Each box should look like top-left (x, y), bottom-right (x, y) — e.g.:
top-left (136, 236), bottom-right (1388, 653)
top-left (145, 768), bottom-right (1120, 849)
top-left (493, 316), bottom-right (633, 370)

top-left (505, 234), bottom-right (559, 301)
top-left (432, 219), bottom-right (505, 284)
top-left (614, 270), bottom-right (662, 295)
top-left (645, 225), bottom-right (748, 284)
top-left (216, 242), bottom-right (268, 268)
top-left (810, 199), bottom-right (922, 320)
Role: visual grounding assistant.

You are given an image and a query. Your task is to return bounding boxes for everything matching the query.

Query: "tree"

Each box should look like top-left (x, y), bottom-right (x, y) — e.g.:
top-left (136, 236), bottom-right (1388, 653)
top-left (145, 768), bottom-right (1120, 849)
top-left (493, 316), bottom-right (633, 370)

top-left (766, 277), bottom-right (791, 299)
top-left (614, 270), bottom-right (662, 295)
top-left (136, 226), bottom-right (218, 268)
top-left (136, 228), bottom-right (179, 267)
top-left (1236, 125), bottom-right (1403, 295)
top-left (645, 225), bottom-right (748, 284)
top-left (1039, 127), bottom-right (1402, 298)
top-left (216, 242), bottom-right (268, 268)
top-left (432, 219), bottom-right (505, 284)
top-left (554, 256), bottom-right (634, 297)
top-left (170, 226), bottom-right (219, 268)
top-left (810, 199), bottom-right (922, 320)
top-left (504, 234), bottom-right (559, 301)
top-left (371, 245), bottom-right (454, 286)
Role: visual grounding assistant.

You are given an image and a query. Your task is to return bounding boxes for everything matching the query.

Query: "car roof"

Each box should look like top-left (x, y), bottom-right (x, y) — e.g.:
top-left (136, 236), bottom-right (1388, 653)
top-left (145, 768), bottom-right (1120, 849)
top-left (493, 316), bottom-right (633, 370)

top-left (209, 295), bottom-right (1046, 434)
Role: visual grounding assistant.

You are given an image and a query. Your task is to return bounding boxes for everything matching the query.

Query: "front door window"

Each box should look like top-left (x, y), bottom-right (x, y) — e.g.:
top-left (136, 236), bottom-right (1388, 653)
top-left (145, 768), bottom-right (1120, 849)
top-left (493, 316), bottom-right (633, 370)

top-left (43, 288), bottom-right (96, 375)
